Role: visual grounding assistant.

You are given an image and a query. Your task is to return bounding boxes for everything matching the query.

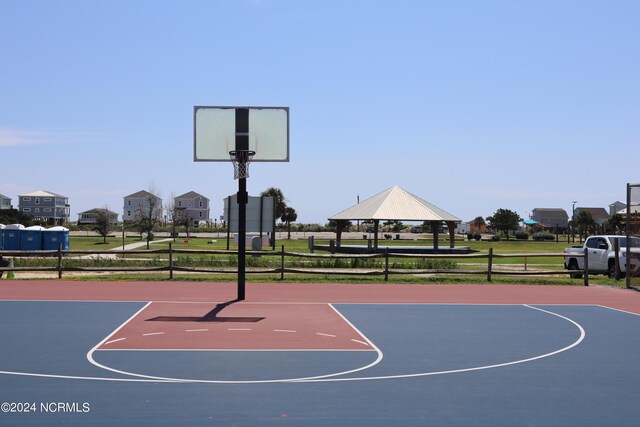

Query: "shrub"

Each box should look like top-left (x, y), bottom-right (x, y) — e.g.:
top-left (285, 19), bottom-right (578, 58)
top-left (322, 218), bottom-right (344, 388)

top-left (515, 231), bottom-right (529, 240)
top-left (473, 233), bottom-right (481, 241)
top-left (532, 232), bottom-right (555, 241)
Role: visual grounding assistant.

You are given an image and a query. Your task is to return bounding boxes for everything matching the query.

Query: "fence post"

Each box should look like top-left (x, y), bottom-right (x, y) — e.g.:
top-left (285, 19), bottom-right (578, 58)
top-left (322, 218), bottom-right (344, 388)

top-left (169, 242), bottom-right (173, 280)
top-left (384, 248), bottom-right (389, 281)
top-left (280, 245), bottom-right (285, 280)
top-left (583, 247), bottom-right (589, 286)
top-left (613, 237), bottom-right (621, 280)
top-left (487, 248), bottom-right (493, 282)
top-left (57, 242), bottom-right (63, 279)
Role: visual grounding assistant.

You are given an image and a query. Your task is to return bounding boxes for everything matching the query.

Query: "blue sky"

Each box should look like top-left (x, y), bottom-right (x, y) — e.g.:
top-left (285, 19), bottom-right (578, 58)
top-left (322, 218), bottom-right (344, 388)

top-left (1, 0), bottom-right (638, 225)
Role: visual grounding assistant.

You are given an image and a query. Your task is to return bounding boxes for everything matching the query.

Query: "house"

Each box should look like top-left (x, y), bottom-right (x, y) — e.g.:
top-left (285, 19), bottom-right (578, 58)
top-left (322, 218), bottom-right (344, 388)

top-left (0, 193), bottom-right (11, 210)
top-left (77, 208), bottom-right (119, 225)
top-left (122, 191), bottom-right (163, 222)
top-left (574, 207), bottom-right (610, 225)
top-left (531, 208), bottom-right (569, 231)
top-left (456, 220), bottom-right (488, 235)
top-left (609, 201), bottom-right (625, 216)
top-left (173, 191), bottom-right (210, 227)
top-left (18, 190), bottom-right (70, 225)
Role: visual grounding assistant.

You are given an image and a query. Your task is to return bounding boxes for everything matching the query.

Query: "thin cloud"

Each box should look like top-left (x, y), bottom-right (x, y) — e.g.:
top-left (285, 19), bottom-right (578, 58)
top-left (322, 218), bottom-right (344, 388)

top-left (0, 129), bottom-right (104, 147)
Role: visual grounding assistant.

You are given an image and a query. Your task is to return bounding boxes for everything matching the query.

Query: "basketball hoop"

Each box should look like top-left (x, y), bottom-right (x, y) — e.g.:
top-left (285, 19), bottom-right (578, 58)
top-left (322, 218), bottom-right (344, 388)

top-left (229, 150), bottom-right (255, 179)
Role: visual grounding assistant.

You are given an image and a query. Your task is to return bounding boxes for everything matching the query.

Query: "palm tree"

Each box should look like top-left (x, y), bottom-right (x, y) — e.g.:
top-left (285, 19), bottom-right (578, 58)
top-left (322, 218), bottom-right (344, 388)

top-left (281, 207), bottom-right (298, 239)
top-left (260, 187), bottom-right (287, 219)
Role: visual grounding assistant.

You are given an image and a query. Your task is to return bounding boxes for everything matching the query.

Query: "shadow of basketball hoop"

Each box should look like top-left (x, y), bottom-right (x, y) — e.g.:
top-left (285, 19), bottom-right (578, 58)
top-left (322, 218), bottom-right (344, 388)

top-left (146, 298), bottom-right (265, 323)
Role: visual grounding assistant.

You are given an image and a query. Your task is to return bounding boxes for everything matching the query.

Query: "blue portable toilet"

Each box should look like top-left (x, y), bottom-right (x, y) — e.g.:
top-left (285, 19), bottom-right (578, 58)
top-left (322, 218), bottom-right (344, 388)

top-left (43, 226), bottom-right (70, 251)
top-left (3, 224), bottom-right (25, 250)
top-left (20, 225), bottom-right (45, 251)
top-left (0, 224), bottom-right (4, 250)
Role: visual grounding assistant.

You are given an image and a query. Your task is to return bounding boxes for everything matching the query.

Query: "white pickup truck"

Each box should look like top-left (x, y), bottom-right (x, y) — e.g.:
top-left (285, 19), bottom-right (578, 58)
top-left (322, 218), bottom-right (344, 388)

top-left (564, 235), bottom-right (640, 278)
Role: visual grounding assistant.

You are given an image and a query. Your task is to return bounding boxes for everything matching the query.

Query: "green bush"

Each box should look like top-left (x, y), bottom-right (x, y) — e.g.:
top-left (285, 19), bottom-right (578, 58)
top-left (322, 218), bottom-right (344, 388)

top-left (532, 232), bottom-right (555, 241)
top-left (515, 231), bottom-right (529, 240)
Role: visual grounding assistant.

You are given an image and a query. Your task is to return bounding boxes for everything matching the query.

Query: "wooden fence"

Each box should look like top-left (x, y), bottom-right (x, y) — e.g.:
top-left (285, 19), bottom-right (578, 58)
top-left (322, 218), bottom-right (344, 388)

top-left (0, 245), bottom-right (590, 285)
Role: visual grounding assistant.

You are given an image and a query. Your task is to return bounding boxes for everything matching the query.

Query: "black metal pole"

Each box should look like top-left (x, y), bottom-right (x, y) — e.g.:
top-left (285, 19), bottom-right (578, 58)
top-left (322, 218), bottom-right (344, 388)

top-left (236, 108), bottom-right (249, 301)
top-left (237, 178), bottom-right (247, 300)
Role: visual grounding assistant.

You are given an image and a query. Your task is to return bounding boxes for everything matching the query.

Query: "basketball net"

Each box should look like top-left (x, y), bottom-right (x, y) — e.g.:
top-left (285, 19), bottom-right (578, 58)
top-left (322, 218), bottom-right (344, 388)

top-left (229, 150), bottom-right (255, 179)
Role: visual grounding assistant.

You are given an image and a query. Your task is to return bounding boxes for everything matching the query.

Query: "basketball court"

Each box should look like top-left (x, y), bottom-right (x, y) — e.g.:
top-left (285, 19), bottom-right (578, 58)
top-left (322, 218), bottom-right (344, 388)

top-left (3, 108), bottom-right (638, 425)
top-left (1, 280), bottom-right (639, 425)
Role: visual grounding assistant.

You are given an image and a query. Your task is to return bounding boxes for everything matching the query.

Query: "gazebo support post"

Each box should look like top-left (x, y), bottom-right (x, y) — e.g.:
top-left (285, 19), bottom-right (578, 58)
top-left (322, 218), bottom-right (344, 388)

top-left (447, 221), bottom-right (456, 248)
top-left (373, 220), bottom-right (379, 251)
top-left (431, 221), bottom-right (440, 252)
top-left (336, 220), bottom-right (346, 246)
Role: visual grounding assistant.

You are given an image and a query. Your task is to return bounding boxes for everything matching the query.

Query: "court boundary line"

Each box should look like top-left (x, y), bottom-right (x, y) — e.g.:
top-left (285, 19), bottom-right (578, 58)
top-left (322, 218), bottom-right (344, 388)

top-left (0, 303), bottom-right (589, 384)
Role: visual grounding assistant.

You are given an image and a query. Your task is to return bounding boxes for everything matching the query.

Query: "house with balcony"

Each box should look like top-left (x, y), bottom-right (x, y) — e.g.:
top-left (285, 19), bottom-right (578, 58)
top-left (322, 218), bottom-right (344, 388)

top-left (122, 190), bottom-right (163, 223)
top-left (77, 208), bottom-right (119, 225)
top-left (531, 208), bottom-right (569, 231)
top-left (18, 190), bottom-right (70, 225)
top-left (174, 191), bottom-right (210, 227)
top-left (0, 193), bottom-right (11, 210)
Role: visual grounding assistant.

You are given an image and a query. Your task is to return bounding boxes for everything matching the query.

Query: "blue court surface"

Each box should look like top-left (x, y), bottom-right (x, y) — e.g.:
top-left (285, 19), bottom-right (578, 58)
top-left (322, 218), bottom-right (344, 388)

top-left (1, 300), bottom-right (639, 426)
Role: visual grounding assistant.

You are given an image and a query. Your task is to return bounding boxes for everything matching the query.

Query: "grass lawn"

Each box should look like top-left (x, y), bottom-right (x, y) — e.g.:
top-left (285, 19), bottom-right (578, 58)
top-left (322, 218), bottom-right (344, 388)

top-left (38, 233), bottom-right (626, 287)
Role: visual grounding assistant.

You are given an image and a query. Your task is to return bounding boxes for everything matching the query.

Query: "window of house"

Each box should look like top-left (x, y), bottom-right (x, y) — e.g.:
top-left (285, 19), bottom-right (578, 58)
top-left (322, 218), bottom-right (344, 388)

top-left (44, 197), bottom-right (52, 202)
top-left (23, 197), bottom-right (31, 201)
top-left (199, 201), bottom-right (204, 207)
top-left (23, 208), bottom-right (31, 212)
top-left (35, 198), bottom-right (40, 204)
top-left (178, 201), bottom-right (182, 207)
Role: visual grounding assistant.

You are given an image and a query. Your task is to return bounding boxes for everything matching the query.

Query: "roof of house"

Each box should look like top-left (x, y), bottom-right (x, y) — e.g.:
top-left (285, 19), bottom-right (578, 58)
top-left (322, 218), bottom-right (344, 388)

top-left (0, 193), bottom-right (10, 199)
top-left (124, 190), bottom-right (161, 199)
top-left (532, 208), bottom-right (569, 219)
top-left (329, 186), bottom-right (461, 222)
top-left (20, 190), bottom-right (67, 198)
top-left (575, 207), bottom-right (609, 221)
top-left (175, 191), bottom-right (208, 200)
top-left (78, 208), bottom-right (119, 215)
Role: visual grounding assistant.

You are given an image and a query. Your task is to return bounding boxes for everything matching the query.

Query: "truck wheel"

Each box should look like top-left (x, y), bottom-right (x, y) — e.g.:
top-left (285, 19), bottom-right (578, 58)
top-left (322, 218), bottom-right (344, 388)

top-left (607, 261), bottom-right (618, 279)
top-left (568, 259), bottom-right (582, 279)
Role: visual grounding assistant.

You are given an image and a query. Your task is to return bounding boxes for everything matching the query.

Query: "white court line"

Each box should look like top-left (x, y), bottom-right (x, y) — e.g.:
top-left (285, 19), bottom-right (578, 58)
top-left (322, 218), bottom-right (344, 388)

top-left (0, 303), bottom-right (588, 384)
top-left (185, 329), bottom-right (209, 332)
top-left (84, 303), bottom-right (384, 384)
top-left (597, 304), bottom-right (640, 317)
top-left (104, 338), bottom-right (127, 345)
top-left (316, 333), bottom-right (337, 338)
top-left (300, 304), bottom-right (587, 383)
top-left (274, 329), bottom-right (296, 333)
top-left (142, 332), bottom-right (165, 337)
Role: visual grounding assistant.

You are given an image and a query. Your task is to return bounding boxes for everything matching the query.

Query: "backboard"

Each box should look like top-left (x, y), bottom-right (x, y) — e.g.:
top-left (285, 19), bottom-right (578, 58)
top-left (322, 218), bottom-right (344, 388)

top-left (194, 106), bottom-right (289, 162)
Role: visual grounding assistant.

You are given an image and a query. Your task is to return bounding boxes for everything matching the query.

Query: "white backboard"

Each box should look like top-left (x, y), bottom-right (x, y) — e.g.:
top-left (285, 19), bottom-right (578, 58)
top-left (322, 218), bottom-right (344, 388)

top-left (194, 106), bottom-right (289, 162)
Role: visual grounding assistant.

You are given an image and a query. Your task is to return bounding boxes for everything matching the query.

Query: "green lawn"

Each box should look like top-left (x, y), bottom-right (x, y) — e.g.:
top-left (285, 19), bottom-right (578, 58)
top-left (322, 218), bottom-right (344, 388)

top-left (8, 233), bottom-right (620, 287)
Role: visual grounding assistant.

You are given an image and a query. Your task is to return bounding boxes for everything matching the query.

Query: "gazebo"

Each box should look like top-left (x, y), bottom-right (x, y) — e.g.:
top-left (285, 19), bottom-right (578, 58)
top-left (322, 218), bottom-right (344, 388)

top-left (328, 186), bottom-right (462, 251)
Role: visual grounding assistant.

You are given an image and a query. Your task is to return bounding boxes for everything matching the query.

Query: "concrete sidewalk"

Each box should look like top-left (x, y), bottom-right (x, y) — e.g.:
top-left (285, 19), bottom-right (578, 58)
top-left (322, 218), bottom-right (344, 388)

top-left (76, 238), bottom-right (173, 259)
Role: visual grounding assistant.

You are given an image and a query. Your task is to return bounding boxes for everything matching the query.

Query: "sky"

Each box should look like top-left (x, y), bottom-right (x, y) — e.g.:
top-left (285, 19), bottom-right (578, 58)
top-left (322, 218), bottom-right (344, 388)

top-left (1, 0), bottom-right (638, 225)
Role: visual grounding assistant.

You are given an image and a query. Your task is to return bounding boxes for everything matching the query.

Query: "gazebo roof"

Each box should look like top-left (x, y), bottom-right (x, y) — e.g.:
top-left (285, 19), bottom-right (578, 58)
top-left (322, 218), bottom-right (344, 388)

top-left (329, 186), bottom-right (461, 222)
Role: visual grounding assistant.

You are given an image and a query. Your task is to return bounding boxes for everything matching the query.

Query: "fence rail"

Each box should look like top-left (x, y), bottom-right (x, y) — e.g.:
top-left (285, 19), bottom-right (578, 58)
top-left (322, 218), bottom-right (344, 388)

top-left (0, 245), bottom-right (590, 285)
